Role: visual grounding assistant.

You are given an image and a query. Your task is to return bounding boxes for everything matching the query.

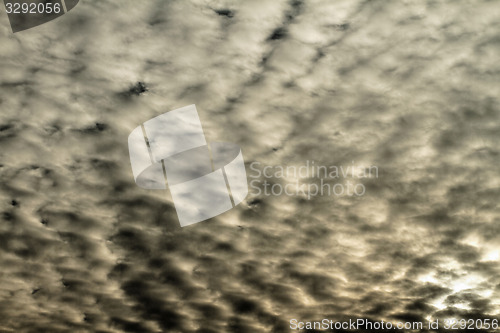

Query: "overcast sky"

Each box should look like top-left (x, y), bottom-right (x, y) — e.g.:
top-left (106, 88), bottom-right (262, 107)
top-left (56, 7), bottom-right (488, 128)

top-left (0, 0), bottom-right (499, 332)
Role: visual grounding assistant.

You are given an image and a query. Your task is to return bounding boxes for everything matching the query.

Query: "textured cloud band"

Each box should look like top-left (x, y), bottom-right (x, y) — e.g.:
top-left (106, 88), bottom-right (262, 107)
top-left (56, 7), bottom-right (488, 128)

top-left (128, 105), bottom-right (248, 227)
top-left (3, 0), bottom-right (80, 33)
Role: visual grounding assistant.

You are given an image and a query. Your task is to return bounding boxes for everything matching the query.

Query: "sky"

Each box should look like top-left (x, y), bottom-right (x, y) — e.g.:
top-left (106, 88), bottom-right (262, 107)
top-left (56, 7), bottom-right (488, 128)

top-left (0, 0), bottom-right (499, 332)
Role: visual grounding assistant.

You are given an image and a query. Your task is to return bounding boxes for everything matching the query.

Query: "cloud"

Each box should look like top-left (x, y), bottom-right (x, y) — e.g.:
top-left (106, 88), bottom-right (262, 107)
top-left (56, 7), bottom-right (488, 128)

top-left (0, 0), bottom-right (499, 331)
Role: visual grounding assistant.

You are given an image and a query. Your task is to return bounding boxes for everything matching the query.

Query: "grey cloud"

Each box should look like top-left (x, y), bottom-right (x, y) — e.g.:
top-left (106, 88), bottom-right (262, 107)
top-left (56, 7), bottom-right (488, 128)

top-left (0, 0), bottom-right (500, 332)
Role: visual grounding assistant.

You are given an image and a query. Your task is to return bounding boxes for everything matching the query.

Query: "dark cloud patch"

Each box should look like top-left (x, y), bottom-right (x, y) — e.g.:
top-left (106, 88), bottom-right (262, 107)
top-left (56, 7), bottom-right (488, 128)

top-left (121, 278), bottom-right (187, 331)
top-left (110, 317), bottom-right (154, 333)
top-left (79, 123), bottom-right (109, 134)
top-left (214, 9), bottom-right (234, 18)
top-left (128, 82), bottom-right (148, 96)
top-left (268, 27), bottom-right (287, 41)
top-left (118, 82), bottom-right (149, 98)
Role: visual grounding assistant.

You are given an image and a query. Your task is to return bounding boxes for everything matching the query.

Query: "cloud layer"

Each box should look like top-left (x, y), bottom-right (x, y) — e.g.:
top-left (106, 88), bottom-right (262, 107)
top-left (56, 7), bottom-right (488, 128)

top-left (0, 0), bottom-right (499, 332)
